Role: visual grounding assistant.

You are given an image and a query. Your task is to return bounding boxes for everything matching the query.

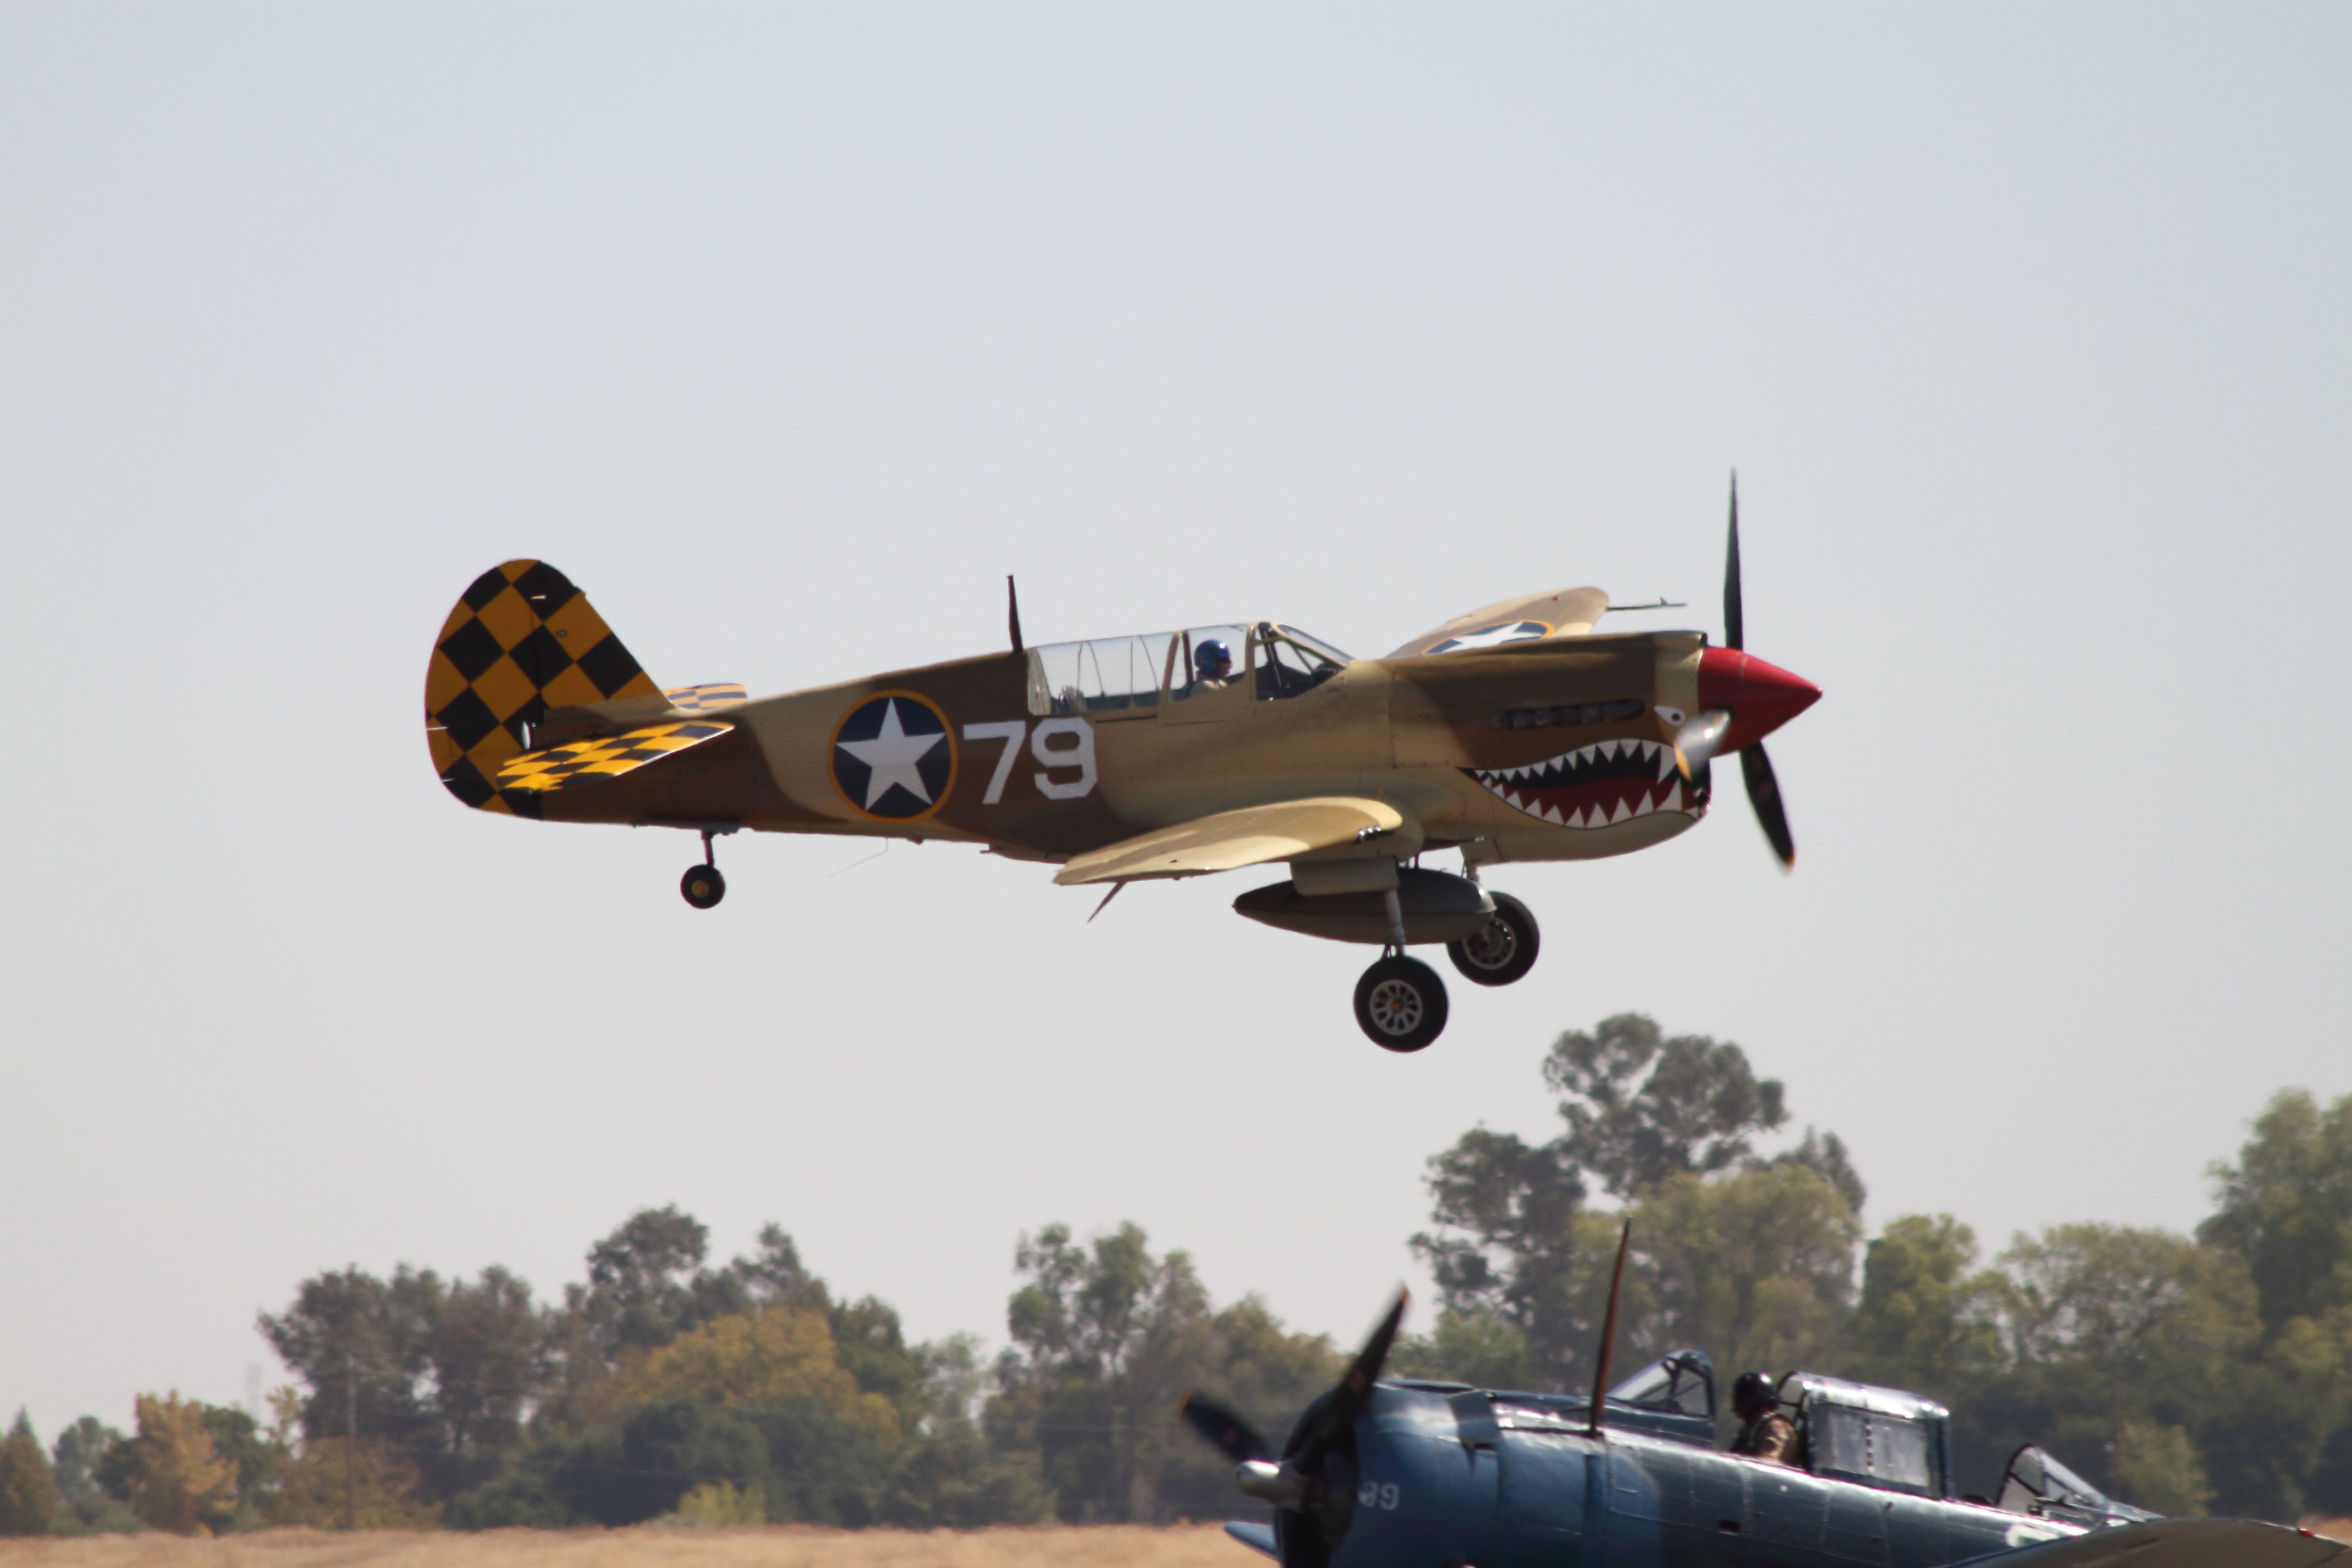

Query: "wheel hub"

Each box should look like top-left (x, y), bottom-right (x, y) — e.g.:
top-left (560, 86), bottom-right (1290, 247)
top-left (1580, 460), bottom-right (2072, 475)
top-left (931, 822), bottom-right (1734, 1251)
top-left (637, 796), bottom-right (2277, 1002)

top-left (1461, 917), bottom-right (1516, 970)
top-left (1368, 980), bottom-right (1423, 1034)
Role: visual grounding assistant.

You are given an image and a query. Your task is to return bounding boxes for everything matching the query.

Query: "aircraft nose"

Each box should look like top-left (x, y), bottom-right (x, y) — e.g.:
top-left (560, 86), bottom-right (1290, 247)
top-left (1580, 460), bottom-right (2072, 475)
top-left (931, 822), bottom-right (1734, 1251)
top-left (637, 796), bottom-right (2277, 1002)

top-left (1697, 647), bottom-right (1821, 755)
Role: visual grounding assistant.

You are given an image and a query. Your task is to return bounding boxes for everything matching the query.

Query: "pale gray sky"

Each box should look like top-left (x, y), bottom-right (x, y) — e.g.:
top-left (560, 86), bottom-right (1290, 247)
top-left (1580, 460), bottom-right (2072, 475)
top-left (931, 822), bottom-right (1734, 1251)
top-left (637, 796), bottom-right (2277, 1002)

top-left (4, 4), bottom-right (2348, 1437)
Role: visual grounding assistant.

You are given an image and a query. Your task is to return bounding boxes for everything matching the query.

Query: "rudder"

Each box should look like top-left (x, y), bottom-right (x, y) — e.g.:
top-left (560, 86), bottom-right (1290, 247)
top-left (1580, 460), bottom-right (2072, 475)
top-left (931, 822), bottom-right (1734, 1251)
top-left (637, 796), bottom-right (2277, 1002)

top-left (424, 559), bottom-right (661, 812)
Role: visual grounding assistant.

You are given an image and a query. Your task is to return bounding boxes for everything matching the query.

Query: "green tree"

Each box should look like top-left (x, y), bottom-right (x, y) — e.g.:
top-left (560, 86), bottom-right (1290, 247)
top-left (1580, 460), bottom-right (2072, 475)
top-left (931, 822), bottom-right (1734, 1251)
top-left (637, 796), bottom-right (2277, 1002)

top-left (122, 1393), bottom-right (238, 1535)
top-left (0, 1413), bottom-right (60, 1536)
top-left (1844, 1215), bottom-right (2004, 1392)
top-left (429, 1266), bottom-right (543, 1490)
top-left (2201, 1089), bottom-right (2352, 1335)
top-left (257, 1264), bottom-right (442, 1465)
top-left (1632, 1164), bottom-right (1860, 1379)
top-left (1392, 1305), bottom-right (1534, 1391)
top-left (2195, 1089), bottom-right (2352, 1518)
top-left (1994, 1225), bottom-right (2255, 1507)
top-left (992, 1221), bottom-right (1214, 1522)
top-left (1411, 1013), bottom-right (1820, 1386)
top-left (1545, 1013), bottom-right (1789, 1198)
top-left (46, 1416), bottom-right (140, 1536)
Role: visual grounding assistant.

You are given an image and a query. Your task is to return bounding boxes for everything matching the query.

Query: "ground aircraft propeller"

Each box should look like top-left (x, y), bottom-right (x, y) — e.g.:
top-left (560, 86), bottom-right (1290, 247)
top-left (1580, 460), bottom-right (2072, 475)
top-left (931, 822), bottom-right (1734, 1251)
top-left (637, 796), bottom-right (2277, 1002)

top-left (1674, 475), bottom-right (1802, 868)
top-left (1179, 1289), bottom-right (1408, 1518)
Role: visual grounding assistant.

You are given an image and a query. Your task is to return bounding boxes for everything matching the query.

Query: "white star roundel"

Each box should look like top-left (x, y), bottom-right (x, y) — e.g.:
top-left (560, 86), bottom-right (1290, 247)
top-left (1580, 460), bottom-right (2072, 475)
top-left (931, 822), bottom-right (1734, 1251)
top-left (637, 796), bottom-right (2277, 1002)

top-left (1428, 620), bottom-right (1550, 655)
top-left (831, 694), bottom-right (955, 819)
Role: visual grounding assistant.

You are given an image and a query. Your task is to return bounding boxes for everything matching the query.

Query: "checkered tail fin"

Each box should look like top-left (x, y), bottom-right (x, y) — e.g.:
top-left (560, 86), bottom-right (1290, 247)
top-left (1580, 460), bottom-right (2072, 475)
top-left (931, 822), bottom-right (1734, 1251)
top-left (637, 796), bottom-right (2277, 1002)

top-left (425, 560), bottom-right (663, 813)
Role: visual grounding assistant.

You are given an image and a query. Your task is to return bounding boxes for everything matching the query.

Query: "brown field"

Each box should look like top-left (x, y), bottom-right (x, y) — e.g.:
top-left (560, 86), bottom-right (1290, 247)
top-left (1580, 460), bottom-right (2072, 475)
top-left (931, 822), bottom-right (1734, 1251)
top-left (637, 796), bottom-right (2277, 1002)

top-left (0, 1528), bottom-right (1252, 1568)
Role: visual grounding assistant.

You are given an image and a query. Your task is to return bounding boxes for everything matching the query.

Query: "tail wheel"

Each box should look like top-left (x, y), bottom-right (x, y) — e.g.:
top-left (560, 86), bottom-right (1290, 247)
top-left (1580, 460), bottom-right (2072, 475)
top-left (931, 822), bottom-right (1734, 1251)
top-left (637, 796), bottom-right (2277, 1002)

top-left (681, 865), bottom-right (727, 910)
top-left (1446, 892), bottom-right (1539, 986)
top-left (1353, 956), bottom-right (1449, 1052)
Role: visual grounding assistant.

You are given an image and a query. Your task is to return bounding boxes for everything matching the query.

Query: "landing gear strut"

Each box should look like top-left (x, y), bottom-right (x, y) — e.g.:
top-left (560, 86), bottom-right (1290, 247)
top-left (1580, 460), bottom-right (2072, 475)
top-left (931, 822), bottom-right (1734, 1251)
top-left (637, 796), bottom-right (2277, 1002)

top-left (681, 829), bottom-right (726, 910)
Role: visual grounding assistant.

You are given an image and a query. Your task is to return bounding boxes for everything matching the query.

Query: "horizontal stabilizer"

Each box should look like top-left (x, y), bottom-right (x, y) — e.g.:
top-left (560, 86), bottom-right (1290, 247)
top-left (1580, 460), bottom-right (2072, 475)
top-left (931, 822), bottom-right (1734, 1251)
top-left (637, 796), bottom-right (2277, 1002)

top-left (665, 682), bottom-right (748, 711)
top-left (1222, 1522), bottom-right (1278, 1560)
top-left (1960, 1519), bottom-right (2347, 1568)
top-left (496, 721), bottom-right (732, 796)
top-left (1054, 796), bottom-right (1406, 886)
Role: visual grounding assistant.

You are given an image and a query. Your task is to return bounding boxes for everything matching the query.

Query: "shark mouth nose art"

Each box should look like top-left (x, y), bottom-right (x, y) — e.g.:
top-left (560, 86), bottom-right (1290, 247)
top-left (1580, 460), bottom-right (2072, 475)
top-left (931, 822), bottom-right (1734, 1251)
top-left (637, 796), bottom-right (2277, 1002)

top-left (1468, 739), bottom-right (1703, 828)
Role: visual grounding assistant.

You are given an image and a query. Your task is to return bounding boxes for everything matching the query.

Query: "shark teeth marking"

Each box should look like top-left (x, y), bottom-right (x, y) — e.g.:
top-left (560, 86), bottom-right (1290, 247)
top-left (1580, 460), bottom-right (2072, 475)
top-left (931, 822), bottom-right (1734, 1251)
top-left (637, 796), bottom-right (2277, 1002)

top-left (1465, 734), bottom-right (1710, 831)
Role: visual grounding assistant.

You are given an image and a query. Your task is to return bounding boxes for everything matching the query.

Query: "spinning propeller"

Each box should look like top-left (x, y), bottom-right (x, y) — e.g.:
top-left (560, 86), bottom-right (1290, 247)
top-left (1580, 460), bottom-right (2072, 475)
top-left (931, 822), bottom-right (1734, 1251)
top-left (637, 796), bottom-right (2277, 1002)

top-left (1180, 1291), bottom-right (1408, 1539)
top-left (1674, 476), bottom-right (1819, 868)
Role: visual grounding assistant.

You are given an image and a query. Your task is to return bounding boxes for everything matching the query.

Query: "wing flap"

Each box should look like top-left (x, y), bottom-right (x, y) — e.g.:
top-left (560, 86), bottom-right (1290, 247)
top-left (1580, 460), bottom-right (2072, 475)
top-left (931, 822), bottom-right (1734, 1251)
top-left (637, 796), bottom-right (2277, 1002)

top-left (1956, 1519), bottom-right (2347, 1568)
top-left (496, 720), bottom-right (734, 795)
top-left (1054, 796), bottom-right (1406, 886)
top-left (1387, 587), bottom-right (1611, 658)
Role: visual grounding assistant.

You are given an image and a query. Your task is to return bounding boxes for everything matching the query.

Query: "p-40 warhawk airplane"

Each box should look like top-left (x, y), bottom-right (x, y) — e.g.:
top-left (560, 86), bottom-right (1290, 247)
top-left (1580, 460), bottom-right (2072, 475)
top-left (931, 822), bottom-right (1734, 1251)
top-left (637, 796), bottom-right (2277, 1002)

top-left (1180, 1291), bottom-right (2347, 1568)
top-left (424, 487), bottom-right (1818, 1049)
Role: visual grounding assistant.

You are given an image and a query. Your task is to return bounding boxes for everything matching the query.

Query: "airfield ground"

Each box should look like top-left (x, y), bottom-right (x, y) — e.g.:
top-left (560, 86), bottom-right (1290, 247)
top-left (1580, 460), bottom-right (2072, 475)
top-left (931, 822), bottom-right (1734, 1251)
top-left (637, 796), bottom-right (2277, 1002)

top-left (5, 1520), bottom-right (2350, 1566)
top-left (0, 1528), bottom-right (1249, 1568)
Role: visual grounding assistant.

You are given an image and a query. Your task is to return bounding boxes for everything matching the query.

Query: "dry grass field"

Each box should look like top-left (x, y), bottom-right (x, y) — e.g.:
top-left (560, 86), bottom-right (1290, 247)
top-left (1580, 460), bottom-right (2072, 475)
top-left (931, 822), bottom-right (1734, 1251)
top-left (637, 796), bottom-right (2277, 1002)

top-left (0, 1529), bottom-right (1253, 1568)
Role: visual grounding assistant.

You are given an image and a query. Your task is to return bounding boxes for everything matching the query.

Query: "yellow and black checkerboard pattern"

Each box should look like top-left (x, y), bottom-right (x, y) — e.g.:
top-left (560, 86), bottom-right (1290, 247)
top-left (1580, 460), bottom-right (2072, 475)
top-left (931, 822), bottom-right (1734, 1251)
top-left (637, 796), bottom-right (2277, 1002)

top-left (497, 721), bottom-right (732, 795)
top-left (664, 683), bottom-right (749, 712)
top-left (424, 559), bottom-right (662, 815)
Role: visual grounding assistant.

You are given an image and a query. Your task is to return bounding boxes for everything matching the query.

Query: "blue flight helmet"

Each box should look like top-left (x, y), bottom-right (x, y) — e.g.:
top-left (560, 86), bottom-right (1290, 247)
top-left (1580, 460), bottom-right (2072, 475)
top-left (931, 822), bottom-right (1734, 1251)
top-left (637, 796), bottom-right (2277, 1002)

top-left (1196, 639), bottom-right (1233, 682)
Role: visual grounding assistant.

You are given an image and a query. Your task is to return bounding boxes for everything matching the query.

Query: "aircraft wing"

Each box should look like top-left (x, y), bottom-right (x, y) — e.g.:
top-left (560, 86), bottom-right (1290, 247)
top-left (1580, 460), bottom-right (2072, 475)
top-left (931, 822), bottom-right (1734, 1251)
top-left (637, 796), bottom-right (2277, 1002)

top-left (1053, 796), bottom-right (1407, 885)
top-left (495, 720), bottom-right (733, 796)
top-left (1386, 586), bottom-right (1610, 658)
top-left (1958, 1519), bottom-right (2347, 1568)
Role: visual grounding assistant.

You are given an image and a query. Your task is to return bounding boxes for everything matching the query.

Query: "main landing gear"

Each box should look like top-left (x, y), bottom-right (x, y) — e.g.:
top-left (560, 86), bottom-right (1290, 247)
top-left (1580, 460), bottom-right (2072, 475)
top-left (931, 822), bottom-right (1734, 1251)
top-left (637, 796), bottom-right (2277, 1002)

top-left (1353, 955), bottom-right (1450, 1052)
top-left (681, 829), bottom-right (727, 910)
top-left (1347, 882), bottom-right (1542, 1052)
top-left (1446, 891), bottom-right (1540, 987)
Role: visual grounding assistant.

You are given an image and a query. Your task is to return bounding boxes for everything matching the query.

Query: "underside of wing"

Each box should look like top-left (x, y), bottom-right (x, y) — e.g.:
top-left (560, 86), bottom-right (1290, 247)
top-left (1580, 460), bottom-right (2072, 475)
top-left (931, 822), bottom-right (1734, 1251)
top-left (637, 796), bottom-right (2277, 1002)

top-left (1957, 1519), bottom-right (2348, 1568)
top-left (1053, 797), bottom-right (1407, 886)
top-left (1387, 587), bottom-right (1610, 659)
top-left (495, 721), bottom-right (734, 798)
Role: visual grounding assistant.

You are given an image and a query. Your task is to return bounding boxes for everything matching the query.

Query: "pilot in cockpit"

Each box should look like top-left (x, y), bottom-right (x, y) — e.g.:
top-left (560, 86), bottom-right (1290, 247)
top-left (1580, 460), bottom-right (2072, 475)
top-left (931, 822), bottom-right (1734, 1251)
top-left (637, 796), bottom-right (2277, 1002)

top-left (1193, 639), bottom-right (1235, 691)
top-left (1730, 1372), bottom-right (1797, 1466)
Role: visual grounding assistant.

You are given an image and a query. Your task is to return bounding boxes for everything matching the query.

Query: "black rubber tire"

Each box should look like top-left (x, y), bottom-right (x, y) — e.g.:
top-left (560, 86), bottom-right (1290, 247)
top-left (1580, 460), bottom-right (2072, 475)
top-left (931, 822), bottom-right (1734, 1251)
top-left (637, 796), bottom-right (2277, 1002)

top-left (1353, 956), bottom-right (1450, 1052)
top-left (1447, 891), bottom-right (1539, 987)
top-left (681, 864), bottom-right (727, 910)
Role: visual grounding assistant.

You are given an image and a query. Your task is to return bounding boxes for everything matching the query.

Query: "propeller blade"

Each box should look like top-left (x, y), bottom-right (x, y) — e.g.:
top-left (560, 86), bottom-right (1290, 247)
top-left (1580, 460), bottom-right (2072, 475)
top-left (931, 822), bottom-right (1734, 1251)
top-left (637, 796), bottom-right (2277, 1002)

top-left (1742, 741), bottom-right (1796, 868)
top-left (1723, 474), bottom-right (1744, 652)
top-left (1294, 1289), bottom-right (1407, 1471)
top-left (1674, 709), bottom-right (1733, 781)
top-left (1180, 1393), bottom-right (1271, 1465)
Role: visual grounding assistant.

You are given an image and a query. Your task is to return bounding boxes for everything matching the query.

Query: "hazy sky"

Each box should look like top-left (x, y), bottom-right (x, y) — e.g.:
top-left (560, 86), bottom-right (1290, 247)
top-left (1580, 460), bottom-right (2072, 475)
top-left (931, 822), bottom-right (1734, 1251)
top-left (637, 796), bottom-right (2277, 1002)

top-left (5, 4), bottom-right (2348, 1438)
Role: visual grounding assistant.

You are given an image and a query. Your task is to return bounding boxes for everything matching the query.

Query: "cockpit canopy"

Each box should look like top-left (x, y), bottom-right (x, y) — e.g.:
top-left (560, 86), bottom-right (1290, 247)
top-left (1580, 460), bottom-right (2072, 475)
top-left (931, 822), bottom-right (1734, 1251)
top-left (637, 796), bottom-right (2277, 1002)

top-left (1773, 1373), bottom-right (1949, 1497)
top-left (1609, 1349), bottom-right (1715, 1419)
top-left (1998, 1443), bottom-right (2159, 1526)
top-left (1027, 622), bottom-right (1353, 717)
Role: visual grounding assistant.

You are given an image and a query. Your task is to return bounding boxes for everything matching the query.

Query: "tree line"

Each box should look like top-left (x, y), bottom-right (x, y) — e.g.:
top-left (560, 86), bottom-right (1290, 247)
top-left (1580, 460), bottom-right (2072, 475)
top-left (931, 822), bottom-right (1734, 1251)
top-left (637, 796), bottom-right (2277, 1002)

top-left (6, 1011), bottom-right (2352, 1534)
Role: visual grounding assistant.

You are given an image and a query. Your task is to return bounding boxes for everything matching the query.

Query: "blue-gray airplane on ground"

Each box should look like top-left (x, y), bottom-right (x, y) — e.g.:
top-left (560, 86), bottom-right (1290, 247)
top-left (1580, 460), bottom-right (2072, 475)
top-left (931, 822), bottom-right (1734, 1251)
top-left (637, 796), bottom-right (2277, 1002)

top-left (1182, 1291), bottom-right (2346, 1568)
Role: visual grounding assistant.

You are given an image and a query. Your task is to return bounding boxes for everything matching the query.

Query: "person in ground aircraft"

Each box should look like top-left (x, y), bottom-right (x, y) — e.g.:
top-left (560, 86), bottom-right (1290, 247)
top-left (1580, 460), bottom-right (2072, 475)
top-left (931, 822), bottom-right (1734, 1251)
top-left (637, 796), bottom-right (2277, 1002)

top-left (1730, 1370), bottom-right (1798, 1465)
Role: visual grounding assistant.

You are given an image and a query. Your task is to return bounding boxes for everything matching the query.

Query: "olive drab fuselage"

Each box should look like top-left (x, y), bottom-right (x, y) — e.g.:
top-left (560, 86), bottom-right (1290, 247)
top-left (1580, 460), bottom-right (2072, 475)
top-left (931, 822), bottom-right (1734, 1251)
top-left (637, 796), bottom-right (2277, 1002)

top-left (515, 632), bottom-right (1715, 868)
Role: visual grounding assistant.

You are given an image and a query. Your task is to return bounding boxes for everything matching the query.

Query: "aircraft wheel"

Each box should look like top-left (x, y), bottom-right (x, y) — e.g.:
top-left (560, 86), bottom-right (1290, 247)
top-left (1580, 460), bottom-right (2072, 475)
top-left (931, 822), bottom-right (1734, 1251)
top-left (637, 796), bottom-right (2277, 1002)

top-left (681, 864), bottom-right (727, 910)
top-left (1354, 956), bottom-right (1449, 1053)
top-left (1446, 892), bottom-right (1539, 987)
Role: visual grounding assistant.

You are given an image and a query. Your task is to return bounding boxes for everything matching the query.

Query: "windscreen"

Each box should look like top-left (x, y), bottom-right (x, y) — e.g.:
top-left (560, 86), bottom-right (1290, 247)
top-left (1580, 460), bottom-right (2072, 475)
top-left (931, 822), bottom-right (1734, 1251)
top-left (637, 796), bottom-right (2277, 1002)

top-left (1607, 1351), bottom-right (1714, 1417)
